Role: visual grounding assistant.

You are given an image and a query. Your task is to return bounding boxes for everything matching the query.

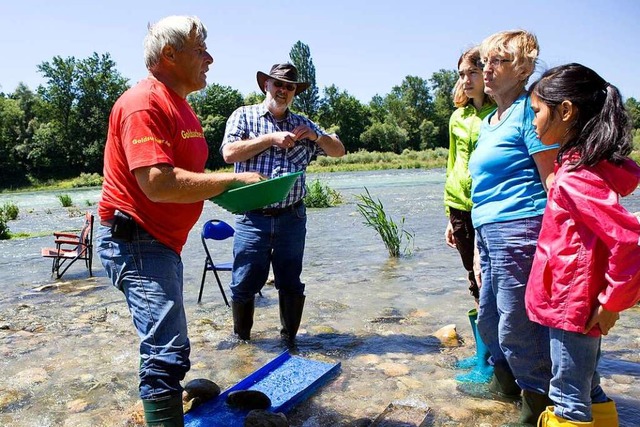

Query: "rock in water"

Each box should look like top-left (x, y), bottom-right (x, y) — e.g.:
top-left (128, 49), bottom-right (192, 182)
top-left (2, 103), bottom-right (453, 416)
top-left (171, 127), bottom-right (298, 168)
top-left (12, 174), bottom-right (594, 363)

top-left (244, 409), bottom-right (289, 426)
top-left (432, 324), bottom-right (460, 347)
top-left (183, 378), bottom-right (221, 411)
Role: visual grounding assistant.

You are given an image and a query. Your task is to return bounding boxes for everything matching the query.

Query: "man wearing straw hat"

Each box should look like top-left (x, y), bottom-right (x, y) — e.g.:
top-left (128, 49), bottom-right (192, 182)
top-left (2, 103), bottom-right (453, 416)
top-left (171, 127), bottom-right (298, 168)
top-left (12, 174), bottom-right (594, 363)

top-left (221, 62), bottom-right (345, 345)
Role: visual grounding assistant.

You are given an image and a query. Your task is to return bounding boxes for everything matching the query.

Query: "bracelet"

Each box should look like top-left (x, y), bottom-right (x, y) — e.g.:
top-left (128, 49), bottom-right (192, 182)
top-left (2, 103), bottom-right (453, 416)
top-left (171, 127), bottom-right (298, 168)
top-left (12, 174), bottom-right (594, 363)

top-left (314, 132), bottom-right (321, 142)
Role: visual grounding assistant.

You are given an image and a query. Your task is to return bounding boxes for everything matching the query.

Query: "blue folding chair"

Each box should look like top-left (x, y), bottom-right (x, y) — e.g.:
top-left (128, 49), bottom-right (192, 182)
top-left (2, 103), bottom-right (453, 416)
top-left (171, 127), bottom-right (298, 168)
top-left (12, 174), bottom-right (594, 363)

top-left (199, 219), bottom-right (235, 306)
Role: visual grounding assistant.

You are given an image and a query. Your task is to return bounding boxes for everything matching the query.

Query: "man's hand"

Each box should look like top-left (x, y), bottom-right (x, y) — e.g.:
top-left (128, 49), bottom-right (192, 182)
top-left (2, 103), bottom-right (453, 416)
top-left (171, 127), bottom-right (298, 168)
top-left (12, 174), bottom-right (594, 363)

top-left (269, 131), bottom-right (297, 149)
top-left (234, 172), bottom-right (266, 185)
top-left (445, 222), bottom-right (456, 249)
top-left (584, 304), bottom-right (620, 335)
top-left (291, 125), bottom-right (318, 142)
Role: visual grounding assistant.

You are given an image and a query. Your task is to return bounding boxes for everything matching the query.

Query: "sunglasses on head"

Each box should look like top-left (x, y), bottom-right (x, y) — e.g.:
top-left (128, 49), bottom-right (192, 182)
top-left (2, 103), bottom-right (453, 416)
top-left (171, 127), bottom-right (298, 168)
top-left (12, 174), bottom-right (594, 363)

top-left (273, 80), bottom-right (296, 92)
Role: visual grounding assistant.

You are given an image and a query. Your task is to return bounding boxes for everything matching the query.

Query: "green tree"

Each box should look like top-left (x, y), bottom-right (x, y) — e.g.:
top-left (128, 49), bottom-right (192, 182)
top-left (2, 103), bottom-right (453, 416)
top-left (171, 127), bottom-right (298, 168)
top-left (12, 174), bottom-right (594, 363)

top-left (368, 94), bottom-right (388, 124)
top-left (317, 85), bottom-right (371, 152)
top-left (419, 119), bottom-right (440, 150)
top-left (429, 69), bottom-right (458, 148)
top-left (34, 53), bottom-right (128, 179)
top-left (2, 84), bottom-right (43, 187)
top-left (189, 83), bottom-right (244, 170)
top-left (625, 97), bottom-right (640, 130)
top-left (360, 121), bottom-right (408, 153)
top-left (74, 53), bottom-right (129, 173)
top-left (289, 41), bottom-right (319, 119)
top-left (0, 95), bottom-right (28, 187)
top-left (384, 76), bottom-right (434, 150)
top-left (189, 83), bottom-right (243, 118)
top-left (244, 91), bottom-right (265, 106)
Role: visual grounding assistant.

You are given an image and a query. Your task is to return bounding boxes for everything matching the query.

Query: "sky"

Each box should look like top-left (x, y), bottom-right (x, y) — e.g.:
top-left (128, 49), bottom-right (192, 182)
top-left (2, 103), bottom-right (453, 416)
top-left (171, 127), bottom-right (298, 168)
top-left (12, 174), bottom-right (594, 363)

top-left (1, 0), bottom-right (639, 102)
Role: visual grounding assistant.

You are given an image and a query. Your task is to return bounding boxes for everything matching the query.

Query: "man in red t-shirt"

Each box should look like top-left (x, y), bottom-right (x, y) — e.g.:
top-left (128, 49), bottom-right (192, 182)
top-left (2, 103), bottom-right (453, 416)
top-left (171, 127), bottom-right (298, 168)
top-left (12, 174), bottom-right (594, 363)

top-left (97, 15), bottom-right (262, 425)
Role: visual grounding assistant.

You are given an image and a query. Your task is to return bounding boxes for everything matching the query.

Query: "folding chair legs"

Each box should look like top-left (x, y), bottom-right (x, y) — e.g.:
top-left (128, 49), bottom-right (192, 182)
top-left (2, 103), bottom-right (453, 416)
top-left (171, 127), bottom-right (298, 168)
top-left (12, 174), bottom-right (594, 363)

top-left (213, 270), bottom-right (230, 307)
top-left (199, 261), bottom-right (230, 306)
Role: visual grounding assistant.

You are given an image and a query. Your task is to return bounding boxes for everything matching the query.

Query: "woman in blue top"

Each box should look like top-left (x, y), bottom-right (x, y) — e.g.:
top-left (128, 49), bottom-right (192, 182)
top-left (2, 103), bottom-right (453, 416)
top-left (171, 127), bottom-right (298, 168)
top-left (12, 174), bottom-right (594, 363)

top-left (464, 30), bottom-right (558, 426)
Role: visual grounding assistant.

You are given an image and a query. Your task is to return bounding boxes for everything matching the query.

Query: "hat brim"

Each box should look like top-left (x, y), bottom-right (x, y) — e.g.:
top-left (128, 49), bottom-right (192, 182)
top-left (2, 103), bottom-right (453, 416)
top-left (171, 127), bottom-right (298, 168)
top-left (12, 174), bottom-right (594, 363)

top-left (256, 71), bottom-right (310, 96)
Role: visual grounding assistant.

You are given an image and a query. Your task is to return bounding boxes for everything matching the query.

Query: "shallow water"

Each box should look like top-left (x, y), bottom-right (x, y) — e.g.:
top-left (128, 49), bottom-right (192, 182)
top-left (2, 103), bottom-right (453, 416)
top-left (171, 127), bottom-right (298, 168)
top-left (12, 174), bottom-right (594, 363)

top-left (1, 169), bottom-right (639, 426)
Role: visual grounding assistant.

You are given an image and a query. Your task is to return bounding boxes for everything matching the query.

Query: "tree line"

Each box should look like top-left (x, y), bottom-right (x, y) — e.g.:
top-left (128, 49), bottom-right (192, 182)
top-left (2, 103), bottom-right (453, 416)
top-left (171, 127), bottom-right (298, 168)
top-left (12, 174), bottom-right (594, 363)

top-left (1, 42), bottom-right (639, 190)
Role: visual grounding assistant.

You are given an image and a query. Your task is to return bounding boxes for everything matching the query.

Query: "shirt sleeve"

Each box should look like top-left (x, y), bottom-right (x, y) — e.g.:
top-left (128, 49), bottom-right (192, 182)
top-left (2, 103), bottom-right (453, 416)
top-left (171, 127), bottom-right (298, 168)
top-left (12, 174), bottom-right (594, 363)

top-left (557, 171), bottom-right (640, 312)
top-left (306, 119), bottom-right (326, 156)
top-left (121, 107), bottom-right (175, 171)
top-left (221, 107), bottom-right (247, 152)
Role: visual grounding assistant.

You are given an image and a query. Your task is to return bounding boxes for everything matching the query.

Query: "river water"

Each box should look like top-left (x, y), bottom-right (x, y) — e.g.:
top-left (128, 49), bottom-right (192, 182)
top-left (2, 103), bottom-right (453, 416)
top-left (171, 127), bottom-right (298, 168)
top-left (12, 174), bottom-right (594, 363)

top-left (1, 169), bottom-right (639, 426)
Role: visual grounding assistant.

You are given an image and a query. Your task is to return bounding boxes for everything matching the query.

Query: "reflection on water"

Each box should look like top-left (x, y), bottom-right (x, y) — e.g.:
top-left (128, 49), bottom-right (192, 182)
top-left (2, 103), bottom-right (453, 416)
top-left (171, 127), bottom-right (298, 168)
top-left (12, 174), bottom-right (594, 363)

top-left (1, 169), bottom-right (639, 426)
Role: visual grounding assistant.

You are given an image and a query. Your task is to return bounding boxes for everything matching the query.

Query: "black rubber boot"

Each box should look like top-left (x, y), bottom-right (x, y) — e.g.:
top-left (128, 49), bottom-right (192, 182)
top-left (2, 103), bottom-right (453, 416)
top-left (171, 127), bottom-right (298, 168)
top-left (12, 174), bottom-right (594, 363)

top-left (488, 361), bottom-right (522, 400)
top-left (232, 298), bottom-right (255, 340)
top-left (279, 292), bottom-right (306, 345)
top-left (457, 360), bottom-right (521, 403)
top-left (142, 393), bottom-right (184, 427)
top-left (501, 390), bottom-right (553, 426)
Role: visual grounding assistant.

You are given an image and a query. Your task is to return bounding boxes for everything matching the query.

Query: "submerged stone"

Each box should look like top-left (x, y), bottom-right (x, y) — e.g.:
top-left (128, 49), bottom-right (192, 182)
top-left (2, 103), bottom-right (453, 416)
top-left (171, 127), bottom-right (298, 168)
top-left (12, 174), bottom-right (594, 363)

top-left (244, 409), bottom-right (288, 426)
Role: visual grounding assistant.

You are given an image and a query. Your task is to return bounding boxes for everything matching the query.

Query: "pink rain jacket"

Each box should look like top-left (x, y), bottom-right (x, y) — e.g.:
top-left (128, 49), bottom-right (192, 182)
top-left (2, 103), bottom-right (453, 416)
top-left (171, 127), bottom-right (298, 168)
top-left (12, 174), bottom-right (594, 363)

top-left (526, 157), bottom-right (640, 337)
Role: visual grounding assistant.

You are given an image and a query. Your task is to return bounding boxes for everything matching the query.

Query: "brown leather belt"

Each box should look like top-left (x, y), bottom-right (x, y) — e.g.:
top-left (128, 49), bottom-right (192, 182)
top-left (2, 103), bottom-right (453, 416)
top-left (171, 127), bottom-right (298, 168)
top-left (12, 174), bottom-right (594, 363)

top-left (247, 200), bottom-right (303, 216)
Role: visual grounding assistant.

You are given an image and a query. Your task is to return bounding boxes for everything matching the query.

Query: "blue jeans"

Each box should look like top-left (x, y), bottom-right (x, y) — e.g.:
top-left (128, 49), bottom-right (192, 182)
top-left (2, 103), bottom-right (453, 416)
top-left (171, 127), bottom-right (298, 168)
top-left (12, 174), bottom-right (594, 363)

top-left (96, 225), bottom-right (190, 400)
top-left (476, 216), bottom-right (551, 393)
top-left (549, 327), bottom-right (608, 422)
top-left (231, 204), bottom-right (307, 302)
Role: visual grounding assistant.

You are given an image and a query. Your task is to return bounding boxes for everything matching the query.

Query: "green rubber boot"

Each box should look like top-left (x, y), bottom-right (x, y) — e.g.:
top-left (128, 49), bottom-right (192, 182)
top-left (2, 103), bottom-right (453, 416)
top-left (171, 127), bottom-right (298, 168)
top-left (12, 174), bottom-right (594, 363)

top-left (142, 393), bottom-right (184, 426)
top-left (501, 390), bottom-right (553, 426)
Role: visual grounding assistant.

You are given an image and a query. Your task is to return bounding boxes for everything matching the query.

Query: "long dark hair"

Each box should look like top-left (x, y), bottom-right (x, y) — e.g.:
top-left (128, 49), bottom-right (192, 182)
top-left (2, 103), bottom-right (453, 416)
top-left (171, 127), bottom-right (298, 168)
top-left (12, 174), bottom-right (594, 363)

top-left (529, 63), bottom-right (632, 168)
top-left (453, 47), bottom-right (493, 108)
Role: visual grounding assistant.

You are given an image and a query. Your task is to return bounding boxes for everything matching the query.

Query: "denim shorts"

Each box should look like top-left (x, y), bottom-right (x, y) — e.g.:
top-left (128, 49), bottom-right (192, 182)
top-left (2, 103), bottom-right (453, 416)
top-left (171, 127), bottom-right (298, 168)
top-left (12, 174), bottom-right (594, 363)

top-left (231, 203), bottom-right (307, 302)
top-left (475, 216), bottom-right (552, 393)
top-left (96, 225), bottom-right (190, 399)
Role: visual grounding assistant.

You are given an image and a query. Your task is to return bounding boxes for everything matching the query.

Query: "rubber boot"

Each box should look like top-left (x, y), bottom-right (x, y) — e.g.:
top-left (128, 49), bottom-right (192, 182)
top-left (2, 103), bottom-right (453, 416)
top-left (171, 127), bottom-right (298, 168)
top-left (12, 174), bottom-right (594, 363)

top-left (538, 406), bottom-right (594, 426)
top-left (232, 298), bottom-right (254, 340)
top-left (488, 361), bottom-right (522, 401)
top-left (142, 393), bottom-right (184, 427)
top-left (279, 292), bottom-right (305, 346)
top-left (457, 360), bottom-right (521, 402)
top-left (456, 308), bottom-right (480, 369)
top-left (501, 390), bottom-right (553, 426)
top-left (455, 309), bottom-right (494, 383)
top-left (591, 400), bottom-right (618, 427)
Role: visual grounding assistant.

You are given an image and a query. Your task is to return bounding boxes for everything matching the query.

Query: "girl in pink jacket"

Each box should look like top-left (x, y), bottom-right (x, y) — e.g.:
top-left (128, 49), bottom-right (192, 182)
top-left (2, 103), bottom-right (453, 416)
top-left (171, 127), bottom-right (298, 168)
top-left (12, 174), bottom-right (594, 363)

top-left (526, 63), bottom-right (640, 427)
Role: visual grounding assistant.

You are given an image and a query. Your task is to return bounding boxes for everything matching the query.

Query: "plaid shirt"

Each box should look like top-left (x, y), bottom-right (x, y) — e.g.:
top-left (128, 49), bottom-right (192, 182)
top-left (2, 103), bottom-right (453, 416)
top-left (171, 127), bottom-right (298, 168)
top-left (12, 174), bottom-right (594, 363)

top-left (221, 103), bottom-right (326, 208)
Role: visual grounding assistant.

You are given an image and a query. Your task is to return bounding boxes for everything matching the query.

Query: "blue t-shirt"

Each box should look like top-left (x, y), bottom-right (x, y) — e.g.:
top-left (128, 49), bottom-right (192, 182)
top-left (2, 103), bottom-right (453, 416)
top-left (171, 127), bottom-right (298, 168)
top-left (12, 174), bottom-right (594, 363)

top-left (469, 94), bottom-right (555, 228)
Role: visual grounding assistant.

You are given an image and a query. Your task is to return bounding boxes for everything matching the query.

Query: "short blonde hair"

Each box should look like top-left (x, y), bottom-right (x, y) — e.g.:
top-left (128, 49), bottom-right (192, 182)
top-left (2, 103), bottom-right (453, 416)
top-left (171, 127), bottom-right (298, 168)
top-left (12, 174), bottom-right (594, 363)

top-left (479, 30), bottom-right (539, 86)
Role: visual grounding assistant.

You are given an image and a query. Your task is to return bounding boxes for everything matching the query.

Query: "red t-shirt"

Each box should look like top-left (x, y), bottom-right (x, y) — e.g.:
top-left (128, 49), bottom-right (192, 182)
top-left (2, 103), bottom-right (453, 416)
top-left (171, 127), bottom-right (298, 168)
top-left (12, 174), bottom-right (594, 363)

top-left (99, 78), bottom-right (208, 254)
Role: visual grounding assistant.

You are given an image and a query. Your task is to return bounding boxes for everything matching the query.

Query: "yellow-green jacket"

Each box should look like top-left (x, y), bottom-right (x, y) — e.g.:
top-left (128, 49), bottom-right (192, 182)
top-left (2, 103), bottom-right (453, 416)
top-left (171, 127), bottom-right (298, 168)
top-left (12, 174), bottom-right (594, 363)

top-left (444, 103), bottom-right (495, 215)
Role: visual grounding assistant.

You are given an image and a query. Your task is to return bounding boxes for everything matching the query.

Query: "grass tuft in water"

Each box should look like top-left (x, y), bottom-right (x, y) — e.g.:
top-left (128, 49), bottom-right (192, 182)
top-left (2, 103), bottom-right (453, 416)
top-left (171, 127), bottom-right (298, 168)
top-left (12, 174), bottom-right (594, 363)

top-left (355, 187), bottom-right (414, 257)
top-left (57, 194), bottom-right (73, 207)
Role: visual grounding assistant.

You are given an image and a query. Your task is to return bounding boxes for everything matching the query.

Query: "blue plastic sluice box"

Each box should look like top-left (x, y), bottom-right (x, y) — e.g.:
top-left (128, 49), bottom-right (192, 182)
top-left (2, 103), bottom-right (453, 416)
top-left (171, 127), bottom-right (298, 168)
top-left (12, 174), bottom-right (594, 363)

top-left (184, 350), bottom-right (341, 426)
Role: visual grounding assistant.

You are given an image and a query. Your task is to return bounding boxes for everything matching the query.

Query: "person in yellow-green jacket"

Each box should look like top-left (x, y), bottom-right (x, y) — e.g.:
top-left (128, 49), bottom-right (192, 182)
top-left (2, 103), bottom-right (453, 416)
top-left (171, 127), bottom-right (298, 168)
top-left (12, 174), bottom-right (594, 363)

top-left (443, 46), bottom-right (495, 385)
top-left (444, 46), bottom-right (495, 302)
